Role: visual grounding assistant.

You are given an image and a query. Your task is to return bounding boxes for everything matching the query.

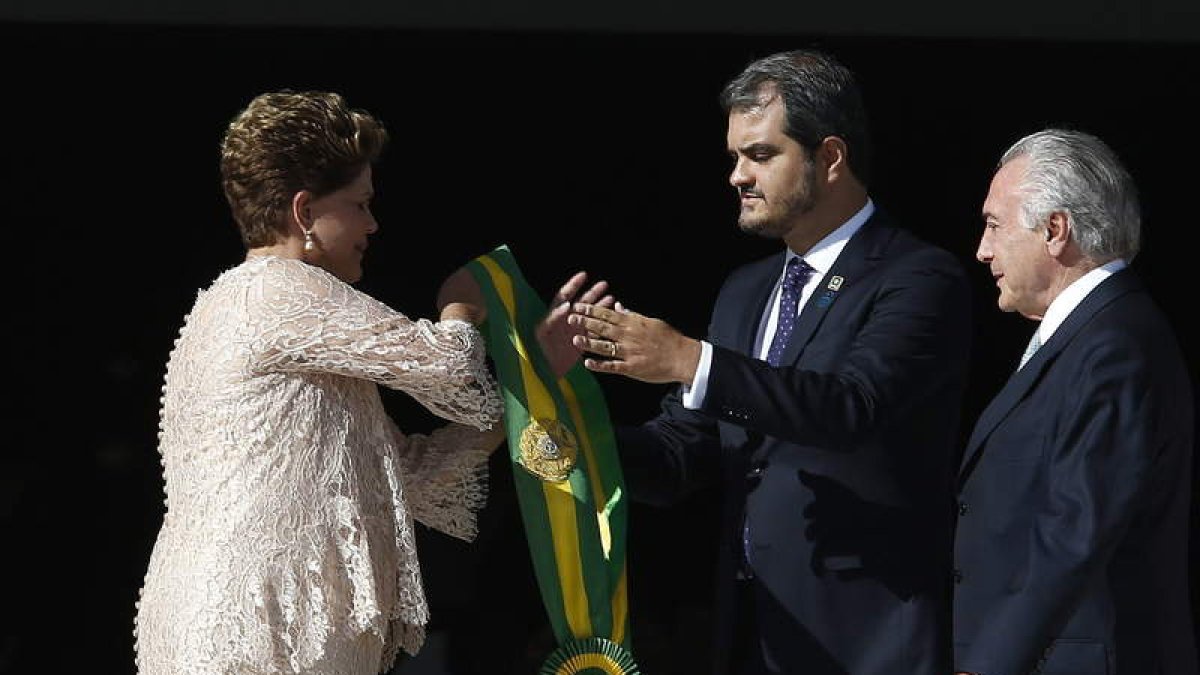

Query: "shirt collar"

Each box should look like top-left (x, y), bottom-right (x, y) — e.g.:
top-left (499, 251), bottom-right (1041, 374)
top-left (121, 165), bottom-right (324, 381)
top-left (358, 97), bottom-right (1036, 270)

top-left (1037, 258), bottom-right (1128, 343)
top-left (785, 198), bottom-right (875, 275)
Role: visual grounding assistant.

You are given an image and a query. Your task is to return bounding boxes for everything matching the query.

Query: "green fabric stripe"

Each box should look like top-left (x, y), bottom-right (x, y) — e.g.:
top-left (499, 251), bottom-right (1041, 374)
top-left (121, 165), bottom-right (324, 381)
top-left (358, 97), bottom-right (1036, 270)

top-left (478, 249), bottom-right (618, 639)
top-left (465, 246), bottom-right (630, 650)
top-left (465, 259), bottom-right (573, 642)
top-left (565, 455), bottom-right (613, 639)
top-left (564, 365), bottom-right (629, 591)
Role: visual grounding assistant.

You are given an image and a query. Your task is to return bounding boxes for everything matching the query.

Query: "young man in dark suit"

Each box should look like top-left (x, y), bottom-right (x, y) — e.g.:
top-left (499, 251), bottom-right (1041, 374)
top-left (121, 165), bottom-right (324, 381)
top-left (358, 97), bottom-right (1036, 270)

top-left (556, 49), bottom-right (973, 675)
top-left (953, 129), bottom-right (1196, 675)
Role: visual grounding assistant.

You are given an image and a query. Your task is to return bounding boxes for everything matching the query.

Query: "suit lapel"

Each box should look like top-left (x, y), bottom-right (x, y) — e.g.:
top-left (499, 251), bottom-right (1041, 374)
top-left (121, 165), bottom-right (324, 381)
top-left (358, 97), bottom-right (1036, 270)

top-left (777, 212), bottom-right (893, 366)
top-left (958, 270), bottom-right (1143, 482)
top-left (731, 251), bottom-right (786, 356)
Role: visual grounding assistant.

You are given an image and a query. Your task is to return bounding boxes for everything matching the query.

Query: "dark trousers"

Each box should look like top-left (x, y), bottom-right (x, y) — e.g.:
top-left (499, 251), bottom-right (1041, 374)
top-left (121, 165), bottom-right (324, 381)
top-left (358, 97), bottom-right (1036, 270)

top-left (731, 574), bottom-right (774, 675)
top-left (729, 574), bottom-right (852, 675)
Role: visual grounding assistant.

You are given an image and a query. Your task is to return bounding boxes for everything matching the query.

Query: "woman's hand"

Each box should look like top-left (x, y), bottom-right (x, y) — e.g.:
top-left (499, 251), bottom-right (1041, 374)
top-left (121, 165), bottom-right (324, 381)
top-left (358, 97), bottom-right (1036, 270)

top-left (536, 271), bottom-right (616, 377)
top-left (436, 266), bottom-right (486, 325)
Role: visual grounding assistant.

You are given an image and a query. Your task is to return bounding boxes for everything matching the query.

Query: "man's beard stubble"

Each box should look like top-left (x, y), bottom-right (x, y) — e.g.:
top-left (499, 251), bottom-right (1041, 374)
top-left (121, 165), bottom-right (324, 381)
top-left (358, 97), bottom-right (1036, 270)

top-left (737, 164), bottom-right (818, 239)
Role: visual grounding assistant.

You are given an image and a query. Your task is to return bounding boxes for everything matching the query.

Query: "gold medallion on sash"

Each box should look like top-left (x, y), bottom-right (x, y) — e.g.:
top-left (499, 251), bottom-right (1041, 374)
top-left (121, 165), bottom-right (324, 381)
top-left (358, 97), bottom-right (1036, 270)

top-left (519, 418), bottom-right (578, 482)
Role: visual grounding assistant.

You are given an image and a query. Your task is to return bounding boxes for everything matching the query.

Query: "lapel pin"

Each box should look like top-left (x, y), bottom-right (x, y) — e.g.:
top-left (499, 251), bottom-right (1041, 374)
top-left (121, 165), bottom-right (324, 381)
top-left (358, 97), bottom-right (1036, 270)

top-left (827, 276), bottom-right (844, 291)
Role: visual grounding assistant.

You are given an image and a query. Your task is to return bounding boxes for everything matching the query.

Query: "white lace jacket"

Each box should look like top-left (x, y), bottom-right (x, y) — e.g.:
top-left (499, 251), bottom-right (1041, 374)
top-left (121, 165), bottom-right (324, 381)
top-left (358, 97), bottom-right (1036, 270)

top-left (133, 256), bottom-right (503, 674)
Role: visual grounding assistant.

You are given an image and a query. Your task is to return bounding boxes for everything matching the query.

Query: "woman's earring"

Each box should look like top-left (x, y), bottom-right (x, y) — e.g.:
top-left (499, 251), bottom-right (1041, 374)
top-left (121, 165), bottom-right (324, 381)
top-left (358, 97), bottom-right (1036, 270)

top-left (303, 227), bottom-right (316, 252)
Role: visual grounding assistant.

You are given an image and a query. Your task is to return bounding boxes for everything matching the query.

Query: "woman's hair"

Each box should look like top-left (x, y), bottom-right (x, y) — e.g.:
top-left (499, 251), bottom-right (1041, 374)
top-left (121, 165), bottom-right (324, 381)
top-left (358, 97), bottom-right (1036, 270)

top-left (220, 90), bottom-right (389, 248)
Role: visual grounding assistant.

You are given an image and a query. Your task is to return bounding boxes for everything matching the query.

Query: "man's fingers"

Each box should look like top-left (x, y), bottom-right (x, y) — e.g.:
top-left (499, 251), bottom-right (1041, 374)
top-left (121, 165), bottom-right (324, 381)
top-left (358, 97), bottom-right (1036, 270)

top-left (583, 357), bottom-right (624, 374)
top-left (572, 334), bottom-right (615, 354)
top-left (583, 357), bottom-right (609, 372)
top-left (574, 316), bottom-right (618, 339)
top-left (572, 302), bottom-right (619, 323)
top-left (596, 294), bottom-right (616, 309)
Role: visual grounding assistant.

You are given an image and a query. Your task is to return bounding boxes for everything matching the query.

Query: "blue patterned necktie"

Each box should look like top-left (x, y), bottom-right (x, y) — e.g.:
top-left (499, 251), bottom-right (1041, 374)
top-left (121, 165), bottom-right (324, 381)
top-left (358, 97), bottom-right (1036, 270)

top-left (744, 257), bottom-right (815, 579)
top-left (766, 257), bottom-right (816, 366)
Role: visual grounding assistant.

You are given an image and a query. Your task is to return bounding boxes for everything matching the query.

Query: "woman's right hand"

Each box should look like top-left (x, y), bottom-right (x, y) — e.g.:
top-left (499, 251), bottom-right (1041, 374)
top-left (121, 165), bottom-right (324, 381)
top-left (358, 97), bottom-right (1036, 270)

top-left (536, 271), bottom-right (618, 377)
top-left (436, 266), bottom-right (486, 325)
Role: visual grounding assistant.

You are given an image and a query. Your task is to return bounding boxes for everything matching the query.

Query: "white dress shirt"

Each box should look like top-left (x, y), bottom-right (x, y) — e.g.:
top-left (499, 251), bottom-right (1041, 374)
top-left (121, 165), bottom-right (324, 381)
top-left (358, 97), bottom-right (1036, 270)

top-left (1028, 258), bottom-right (1128, 348)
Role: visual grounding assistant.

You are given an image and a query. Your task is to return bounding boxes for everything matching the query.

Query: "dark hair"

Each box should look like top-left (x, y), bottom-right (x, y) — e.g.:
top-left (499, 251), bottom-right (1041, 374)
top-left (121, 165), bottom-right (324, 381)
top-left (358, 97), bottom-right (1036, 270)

top-left (219, 90), bottom-right (389, 248)
top-left (721, 49), bottom-right (872, 185)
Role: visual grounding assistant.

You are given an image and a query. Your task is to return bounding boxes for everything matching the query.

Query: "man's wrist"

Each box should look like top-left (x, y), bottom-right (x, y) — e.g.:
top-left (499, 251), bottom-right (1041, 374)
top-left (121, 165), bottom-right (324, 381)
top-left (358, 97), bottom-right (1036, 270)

top-left (674, 337), bottom-right (702, 384)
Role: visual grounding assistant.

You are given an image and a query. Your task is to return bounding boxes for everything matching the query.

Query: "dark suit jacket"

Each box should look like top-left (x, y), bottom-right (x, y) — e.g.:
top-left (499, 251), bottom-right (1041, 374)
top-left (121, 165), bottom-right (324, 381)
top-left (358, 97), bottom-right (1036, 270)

top-left (953, 269), bottom-right (1197, 675)
top-left (619, 209), bottom-right (972, 674)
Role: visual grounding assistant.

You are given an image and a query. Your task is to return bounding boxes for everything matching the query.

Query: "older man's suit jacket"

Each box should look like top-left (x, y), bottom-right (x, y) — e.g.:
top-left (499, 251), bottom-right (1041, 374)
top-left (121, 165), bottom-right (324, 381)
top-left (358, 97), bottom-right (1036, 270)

top-left (618, 209), bottom-right (972, 674)
top-left (953, 269), bottom-right (1197, 675)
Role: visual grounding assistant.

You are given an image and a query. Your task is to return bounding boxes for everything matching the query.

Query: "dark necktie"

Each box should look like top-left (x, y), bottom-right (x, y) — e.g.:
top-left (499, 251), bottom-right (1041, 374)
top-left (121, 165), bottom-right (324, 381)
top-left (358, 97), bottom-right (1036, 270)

top-left (766, 257), bottom-right (815, 366)
top-left (743, 257), bottom-right (816, 579)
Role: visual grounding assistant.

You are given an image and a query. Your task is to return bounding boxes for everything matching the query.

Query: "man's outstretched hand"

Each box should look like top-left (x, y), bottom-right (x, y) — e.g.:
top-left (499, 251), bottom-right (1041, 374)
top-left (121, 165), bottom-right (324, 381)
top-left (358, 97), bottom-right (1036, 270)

top-left (568, 303), bottom-right (701, 385)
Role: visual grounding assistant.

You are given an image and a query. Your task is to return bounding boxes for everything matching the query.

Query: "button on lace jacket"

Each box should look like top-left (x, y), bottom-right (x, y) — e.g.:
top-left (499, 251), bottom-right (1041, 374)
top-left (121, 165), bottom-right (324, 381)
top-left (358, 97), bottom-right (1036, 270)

top-left (134, 256), bottom-right (504, 674)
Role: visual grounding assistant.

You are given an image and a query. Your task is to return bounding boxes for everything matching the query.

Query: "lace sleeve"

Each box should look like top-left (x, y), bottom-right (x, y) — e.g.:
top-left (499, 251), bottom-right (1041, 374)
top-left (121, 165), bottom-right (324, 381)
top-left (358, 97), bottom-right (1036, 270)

top-left (388, 417), bottom-right (502, 541)
top-left (249, 258), bottom-right (502, 430)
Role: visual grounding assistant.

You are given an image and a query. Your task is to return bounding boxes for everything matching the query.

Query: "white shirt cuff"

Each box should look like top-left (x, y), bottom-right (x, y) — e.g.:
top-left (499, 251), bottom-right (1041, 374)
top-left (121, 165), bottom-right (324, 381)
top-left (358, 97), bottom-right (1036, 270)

top-left (681, 340), bottom-right (713, 410)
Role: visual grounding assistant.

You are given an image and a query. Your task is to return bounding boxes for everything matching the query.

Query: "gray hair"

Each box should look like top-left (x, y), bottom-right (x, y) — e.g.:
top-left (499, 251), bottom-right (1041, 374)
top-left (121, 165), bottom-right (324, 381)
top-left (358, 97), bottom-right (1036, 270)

top-left (1000, 128), bottom-right (1140, 263)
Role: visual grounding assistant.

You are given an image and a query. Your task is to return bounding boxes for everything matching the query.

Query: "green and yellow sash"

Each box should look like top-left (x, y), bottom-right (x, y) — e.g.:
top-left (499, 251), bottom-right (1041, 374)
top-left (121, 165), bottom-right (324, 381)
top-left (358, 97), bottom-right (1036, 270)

top-left (465, 246), bottom-right (639, 675)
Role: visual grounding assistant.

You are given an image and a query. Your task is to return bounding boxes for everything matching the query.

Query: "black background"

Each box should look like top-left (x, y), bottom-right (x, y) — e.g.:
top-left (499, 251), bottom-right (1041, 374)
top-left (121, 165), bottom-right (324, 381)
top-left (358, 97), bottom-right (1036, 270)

top-left (3, 14), bottom-right (1198, 675)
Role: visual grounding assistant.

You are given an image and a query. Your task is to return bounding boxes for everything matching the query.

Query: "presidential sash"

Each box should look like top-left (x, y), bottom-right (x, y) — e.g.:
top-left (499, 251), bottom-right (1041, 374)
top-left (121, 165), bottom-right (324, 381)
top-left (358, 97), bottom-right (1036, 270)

top-left (465, 246), bottom-right (639, 674)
